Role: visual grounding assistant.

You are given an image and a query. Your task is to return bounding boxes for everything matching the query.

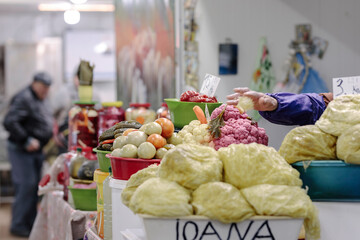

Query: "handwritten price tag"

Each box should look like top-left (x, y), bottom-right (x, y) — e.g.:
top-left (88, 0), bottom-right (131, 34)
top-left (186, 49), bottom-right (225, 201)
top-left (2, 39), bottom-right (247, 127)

top-left (199, 74), bottom-right (221, 97)
top-left (333, 76), bottom-right (360, 98)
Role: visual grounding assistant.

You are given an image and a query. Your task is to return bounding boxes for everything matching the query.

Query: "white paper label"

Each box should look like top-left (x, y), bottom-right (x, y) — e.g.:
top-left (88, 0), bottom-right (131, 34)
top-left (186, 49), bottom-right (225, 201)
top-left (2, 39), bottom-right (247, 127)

top-left (333, 76), bottom-right (360, 98)
top-left (199, 74), bottom-right (221, 97)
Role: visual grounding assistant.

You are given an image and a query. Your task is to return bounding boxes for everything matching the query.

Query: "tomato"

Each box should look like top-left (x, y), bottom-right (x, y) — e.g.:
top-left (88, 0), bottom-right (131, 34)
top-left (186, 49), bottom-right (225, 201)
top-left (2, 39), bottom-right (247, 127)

top-left (180, 90), bottom-right (197, 101)
top-left (180, 90), bottom-right (217, 103)
top-left (147, 133), bottom-right (167, 149)
top-left (155, 118), bottom-right (174, 138)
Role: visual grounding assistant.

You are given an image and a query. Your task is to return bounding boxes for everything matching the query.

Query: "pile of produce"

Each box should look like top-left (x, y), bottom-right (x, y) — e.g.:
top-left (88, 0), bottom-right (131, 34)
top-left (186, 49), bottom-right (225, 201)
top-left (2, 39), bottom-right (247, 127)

top-left (121, 143), bottom-right (320, 240)
top-left (279, 95), bottom-right (360, 164)
top-left (110, 118), bottom-right (180, 159)
top-left (176, 104), bottom-right (269, 150)
top-left (97, 120), bottom-right (142, 151)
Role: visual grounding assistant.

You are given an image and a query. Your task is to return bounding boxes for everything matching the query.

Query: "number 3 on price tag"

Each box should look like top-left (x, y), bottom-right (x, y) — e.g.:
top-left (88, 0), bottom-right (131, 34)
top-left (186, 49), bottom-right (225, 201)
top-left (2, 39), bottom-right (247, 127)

top-left (333, 76), bottom-right (360, 98)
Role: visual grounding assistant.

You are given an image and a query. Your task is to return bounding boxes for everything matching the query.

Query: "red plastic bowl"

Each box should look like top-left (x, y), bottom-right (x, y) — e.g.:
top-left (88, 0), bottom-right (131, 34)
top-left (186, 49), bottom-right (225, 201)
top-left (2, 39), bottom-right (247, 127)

top-left (106, 154), bottom-right (161, 180)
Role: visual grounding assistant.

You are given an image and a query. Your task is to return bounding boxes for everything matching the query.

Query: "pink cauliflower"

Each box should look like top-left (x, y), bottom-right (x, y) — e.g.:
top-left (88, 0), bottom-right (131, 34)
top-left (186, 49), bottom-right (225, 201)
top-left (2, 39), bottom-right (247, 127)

top-left (210, 104), bottom-right (268, 150)
top-left (211, 104), bottom-right (249, 121)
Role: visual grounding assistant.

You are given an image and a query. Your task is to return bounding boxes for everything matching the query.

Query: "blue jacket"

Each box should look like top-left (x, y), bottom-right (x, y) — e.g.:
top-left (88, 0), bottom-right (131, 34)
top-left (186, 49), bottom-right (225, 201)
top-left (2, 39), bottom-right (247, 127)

top-left (259, 93), bottom-right (327, 125)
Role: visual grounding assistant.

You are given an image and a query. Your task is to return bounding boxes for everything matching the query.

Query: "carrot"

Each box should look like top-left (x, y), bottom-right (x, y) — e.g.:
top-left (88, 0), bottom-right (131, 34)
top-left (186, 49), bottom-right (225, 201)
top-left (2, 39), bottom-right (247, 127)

top-left (193, 105), bottom-right (207, 124)
top-left (102, 139), bottom-right (115, 144)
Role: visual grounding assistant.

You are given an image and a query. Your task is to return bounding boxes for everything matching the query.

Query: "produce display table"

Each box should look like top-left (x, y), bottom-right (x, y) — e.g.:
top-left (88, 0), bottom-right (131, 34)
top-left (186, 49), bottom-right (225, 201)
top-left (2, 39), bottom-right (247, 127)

top-left (315, 202), bottom-right (360, 239)
top-left (29, 191), bottom-right (97, 240)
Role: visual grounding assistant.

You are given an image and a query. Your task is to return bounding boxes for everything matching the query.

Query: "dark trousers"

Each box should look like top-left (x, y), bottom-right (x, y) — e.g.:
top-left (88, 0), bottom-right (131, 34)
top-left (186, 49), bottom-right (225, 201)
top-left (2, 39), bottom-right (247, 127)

top-left (7, 141), bottom-right (44, 233)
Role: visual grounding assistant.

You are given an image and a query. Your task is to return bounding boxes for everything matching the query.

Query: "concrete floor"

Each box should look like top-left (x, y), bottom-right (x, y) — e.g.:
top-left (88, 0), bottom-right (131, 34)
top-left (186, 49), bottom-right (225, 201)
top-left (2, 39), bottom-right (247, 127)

top-left (0, 203), bottom-right (28, 240)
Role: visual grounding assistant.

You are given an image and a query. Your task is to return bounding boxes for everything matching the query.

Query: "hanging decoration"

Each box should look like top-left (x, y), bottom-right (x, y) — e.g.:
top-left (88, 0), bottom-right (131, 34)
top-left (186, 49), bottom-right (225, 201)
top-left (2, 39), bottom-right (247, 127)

top-left (274, 24), bottom-right (329, 94)
top-left (249, 37), bottom-right (276, 120)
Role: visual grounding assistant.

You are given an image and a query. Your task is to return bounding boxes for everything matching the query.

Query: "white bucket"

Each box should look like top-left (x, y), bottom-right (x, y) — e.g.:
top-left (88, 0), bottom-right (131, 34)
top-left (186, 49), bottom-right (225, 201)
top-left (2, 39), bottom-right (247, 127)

top-left (140, 214), bottom-right (303, 240)
top-left (110, 178), bottom-right (143, 240)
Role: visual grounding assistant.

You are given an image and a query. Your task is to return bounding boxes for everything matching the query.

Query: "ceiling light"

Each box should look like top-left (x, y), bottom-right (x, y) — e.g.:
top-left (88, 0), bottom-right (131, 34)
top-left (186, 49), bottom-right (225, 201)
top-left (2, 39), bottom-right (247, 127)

top-left (38, 3), bottom-right (114, 12)
top-left (39, 2), bottom-right (71, 11)
top-left (70, 0), bottom-right (88, 4)
top-left (64, 9), bottom-right (80, 24)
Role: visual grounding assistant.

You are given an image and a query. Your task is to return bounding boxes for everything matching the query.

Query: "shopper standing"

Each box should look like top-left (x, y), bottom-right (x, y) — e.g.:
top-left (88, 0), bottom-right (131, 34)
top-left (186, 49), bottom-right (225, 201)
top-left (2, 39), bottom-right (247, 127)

top-left (3, 72), bottom-right (54, 237)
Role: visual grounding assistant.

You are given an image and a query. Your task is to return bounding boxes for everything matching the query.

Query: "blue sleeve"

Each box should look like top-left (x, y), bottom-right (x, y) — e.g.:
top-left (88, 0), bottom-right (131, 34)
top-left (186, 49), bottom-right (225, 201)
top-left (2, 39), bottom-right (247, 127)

top-left (259, 92), bottom-right (327, 125)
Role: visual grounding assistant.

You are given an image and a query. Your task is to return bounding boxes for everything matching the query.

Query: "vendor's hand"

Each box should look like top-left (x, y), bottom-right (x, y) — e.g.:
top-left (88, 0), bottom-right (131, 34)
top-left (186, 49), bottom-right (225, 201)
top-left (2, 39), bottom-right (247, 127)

top-left (26, 138), bottom-right (40, 152)
top-left (226, 87), bottom-right (278, 111)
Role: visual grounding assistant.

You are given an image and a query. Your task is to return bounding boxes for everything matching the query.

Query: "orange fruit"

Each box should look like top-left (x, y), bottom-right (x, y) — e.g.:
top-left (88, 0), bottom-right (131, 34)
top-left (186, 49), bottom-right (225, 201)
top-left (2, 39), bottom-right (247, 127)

top-left (147, 134), bottom-right (167, 149)
top-left (155, 118), bottom-right (174, 139)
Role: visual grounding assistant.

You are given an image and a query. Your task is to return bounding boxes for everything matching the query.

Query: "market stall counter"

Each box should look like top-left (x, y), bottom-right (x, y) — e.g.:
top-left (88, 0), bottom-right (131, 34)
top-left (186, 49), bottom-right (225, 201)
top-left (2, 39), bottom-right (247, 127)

top-left (314, 202), bottom-right (360, 239)
top-left (29, 191), bottom-right (96, 240)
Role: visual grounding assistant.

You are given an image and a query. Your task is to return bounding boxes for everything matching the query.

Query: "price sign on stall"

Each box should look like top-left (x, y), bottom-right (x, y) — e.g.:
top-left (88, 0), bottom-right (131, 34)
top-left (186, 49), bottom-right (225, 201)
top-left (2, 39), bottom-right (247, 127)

top-left (200, 74), bottom-right (221, 97)
top-left (333, 76), bottom-right (360, 98)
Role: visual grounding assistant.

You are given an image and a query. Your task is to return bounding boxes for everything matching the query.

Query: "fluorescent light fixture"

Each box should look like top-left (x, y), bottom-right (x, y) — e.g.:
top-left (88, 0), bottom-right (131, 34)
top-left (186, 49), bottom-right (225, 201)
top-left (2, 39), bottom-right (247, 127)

top-left (70, 0), bottom-right (88, 4)
top-left (38, 3), bottom-right (114, 12)
top-left (39, 2), bottom-right (71, 11)
top-left (64, 9), bottom-right (80, 24)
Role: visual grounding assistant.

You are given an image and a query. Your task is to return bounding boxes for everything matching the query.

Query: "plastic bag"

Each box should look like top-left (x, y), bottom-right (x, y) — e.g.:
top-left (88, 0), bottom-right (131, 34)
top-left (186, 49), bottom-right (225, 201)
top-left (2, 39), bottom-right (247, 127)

top-left (218, 143), bottom-right (302, 189)
top-left (38, 152), bottom-right (73, 196)
top-left (336, 124), bottom-right (360, 164)
top-left (192, 182), bottom-right (254, 223)
top-left (122, 164), bottom-right (159, 206)
top-left (242, 184), bottom-right (320, 240)
top-left (279, 125), bottom-right (337, 164)
top-left (316, 95), bottom-right (360, 136)
top-left (129, 178), bottom-right (193, 217)
top-left (158, 144), bottom-right (223, 190)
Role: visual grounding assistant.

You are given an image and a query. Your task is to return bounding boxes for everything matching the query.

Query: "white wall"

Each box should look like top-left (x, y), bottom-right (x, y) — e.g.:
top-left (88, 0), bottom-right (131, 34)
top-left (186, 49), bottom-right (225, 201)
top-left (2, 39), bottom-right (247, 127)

top-left (195, 0), bottom-right (360, 149)
top-left (0, 10), bottom-right (115, 102)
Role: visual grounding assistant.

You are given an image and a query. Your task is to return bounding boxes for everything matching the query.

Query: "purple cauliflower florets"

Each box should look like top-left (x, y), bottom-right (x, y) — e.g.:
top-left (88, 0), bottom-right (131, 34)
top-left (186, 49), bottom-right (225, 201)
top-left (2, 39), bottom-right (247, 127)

top-left (210, 104), bottom-right (268, 150)
top-left (211, 104), bottom-right (249, 121)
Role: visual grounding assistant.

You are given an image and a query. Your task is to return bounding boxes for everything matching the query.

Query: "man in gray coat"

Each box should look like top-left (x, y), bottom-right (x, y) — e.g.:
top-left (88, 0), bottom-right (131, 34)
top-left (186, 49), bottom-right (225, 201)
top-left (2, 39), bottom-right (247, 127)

top-left (3, 72), bottom-right (54, 237)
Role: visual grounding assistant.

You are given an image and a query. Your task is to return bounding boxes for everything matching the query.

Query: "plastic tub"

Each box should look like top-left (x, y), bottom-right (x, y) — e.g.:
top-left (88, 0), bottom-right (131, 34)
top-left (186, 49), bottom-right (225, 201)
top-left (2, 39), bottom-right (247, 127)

top-left (140, 215), bottom-right (303, 240)
top-left (106, 154), bottom-right (161, 180)
top-left (292, 160), bottom-right (360, 201)
top-left (68, 186), bottom-right (97, 211)
top-left (94, 169), bottom-right (110, 238)
top-left (110, 178), bottom-right (143, 240)
top-left (93, 148), bottom-right (112, 172)
top-left (165, 98), bottom-right (222, 129)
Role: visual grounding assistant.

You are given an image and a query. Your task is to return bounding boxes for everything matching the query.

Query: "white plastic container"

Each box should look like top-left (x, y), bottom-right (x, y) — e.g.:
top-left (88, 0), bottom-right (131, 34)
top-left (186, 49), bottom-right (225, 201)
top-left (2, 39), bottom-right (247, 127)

top-left (103, 174), bottom-right (112, 240)
top-left (109, 178), bottom-right (143, 240)
top-left (140, 215), bottom-right (303, 240)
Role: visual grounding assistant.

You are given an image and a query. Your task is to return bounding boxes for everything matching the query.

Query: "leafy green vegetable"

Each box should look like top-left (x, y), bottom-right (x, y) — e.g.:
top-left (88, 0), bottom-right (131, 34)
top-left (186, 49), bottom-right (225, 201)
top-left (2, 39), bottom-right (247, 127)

top-left (208, 105), bottom-right (226, 139)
